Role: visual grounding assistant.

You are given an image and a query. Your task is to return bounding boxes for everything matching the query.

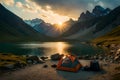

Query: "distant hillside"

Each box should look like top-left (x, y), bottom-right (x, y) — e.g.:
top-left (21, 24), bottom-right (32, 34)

top-left (0, 4), bottom-right (50, 42)
top-left (25, 18), bottom-right (75, 37)
top-left (93, 25), bottom-right (120, 45)
top-left (25, 18), bottom-right (59, 37)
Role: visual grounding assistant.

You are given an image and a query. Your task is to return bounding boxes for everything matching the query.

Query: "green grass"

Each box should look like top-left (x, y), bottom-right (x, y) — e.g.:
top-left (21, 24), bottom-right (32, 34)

top-left (0, 53), bottom-right (26, 67)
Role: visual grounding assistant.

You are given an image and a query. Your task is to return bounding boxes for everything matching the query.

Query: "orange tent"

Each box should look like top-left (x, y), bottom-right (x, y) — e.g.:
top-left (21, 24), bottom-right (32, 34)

top-left (57, 55), bottom-right (82, 72)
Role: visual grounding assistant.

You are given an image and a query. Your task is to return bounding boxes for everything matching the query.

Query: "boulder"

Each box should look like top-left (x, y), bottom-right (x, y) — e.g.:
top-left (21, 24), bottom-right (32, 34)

top-left (51, 53), bottom-right (64, 61)
top-left (5, 64), bottom-right (15, 69)
top-left (40, 56), bottom-right (48, 61)
top-left (26, 56), bottom-right (44, 64)
top-left (26, 59), bottom-right (33, 64)
top-left (14, 61), bottom-right (26, 68)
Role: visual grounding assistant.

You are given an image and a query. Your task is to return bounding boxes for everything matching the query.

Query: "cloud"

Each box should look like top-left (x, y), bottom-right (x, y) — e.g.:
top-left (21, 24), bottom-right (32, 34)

top-left (29, 0), bottom-right (87, 18)
top-left (15, 2), bottom-right (37, 13)
top-left (16, 2), bottom-right (22, 8)
top-left (0, 0), bottom-right (15, 6)
top-left (29, 0), bottom-right (120, 19)
top-left (24, 0), bottom-right (70, 23)
top-left (38, 8), bottom-right (70, 24)
top-left (2, 0), bottom-right (119, 24)
top-left (41, 15), bottom-right (48, 18)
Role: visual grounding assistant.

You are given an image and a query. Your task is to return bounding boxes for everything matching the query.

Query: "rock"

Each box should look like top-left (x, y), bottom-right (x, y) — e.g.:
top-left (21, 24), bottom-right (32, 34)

top-left (93, 56), bottom-right (98, 59)
top-left (116, 49), bottom-right (120, 56)
top-left (33, 60), bottom-right (38, 64)
top-left (110, 60), bottom-right (114, 63)
top-left (116, 44), bottom-right (120, 49)
top-left (98, 56), bottom-right (103, 60)
top-left (51, 64), bottom-right (57, 68)
top-left (5, 64), bottom-right (15, 69)
top-left (43, 65), bottom-right (48, 68)
top-left (51, 53), bottom-right (64, 61)
top-left (110, 49), bottom-right (116, 54)
top-left (40, 56), bottom-right (48, 61)
top-left (14, 61), bottom-right (26, 68)
top-left (26, 59), bottom-right (33, 64)
top-left (111, 44), bottom-right (116, 48)
top-left (26, 56), bottom-right (44, 64)
top-left (114, 56), bottom-right (120, 61)
top-left (105, 44), bottom-right (111, 48)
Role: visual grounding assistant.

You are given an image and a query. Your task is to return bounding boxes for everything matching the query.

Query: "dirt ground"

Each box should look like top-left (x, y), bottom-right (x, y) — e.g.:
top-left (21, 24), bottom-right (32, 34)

top-left (0, 60), bottom-right (119, 80)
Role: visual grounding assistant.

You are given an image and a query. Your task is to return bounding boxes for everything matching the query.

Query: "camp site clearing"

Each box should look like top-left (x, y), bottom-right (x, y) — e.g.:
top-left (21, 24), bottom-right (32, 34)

top-left (0, 59), bottom-right (119, 80)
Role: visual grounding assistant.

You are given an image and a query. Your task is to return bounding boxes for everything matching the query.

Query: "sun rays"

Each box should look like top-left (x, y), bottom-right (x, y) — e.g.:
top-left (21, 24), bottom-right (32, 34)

top-left (53, 22), bottom-right (66, 33)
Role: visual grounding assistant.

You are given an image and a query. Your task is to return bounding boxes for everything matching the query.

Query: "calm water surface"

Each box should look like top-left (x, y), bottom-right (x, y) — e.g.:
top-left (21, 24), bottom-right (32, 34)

top-left (0, 42), bottom-right (104, 56)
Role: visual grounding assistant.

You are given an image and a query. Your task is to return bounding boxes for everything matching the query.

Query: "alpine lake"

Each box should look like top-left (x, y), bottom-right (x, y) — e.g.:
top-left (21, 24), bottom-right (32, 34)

top-left (0, 42), bottom-right (104, 57)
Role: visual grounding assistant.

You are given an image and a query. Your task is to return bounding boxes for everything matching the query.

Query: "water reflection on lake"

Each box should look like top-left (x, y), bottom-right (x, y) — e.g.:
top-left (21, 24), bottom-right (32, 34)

top-left (21, 42), bottom-right (71, 56)
top-left (0, 42), bottom-right (104, 57)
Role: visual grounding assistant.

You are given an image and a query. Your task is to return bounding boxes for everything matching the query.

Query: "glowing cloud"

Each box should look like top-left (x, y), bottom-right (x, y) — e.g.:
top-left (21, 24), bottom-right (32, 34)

top-left (0, 0), bottom-right (14, 6)
top-left (1, 0), bottom-right (120, 24)
top-left (16, 2), bottom-right (22, 8)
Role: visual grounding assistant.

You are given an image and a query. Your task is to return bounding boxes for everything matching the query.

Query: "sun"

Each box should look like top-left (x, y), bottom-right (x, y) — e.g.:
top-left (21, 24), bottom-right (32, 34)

top-left (54, 21), bottom-right (65, 32)
top-left (58, 22), bottom-right (63, 26)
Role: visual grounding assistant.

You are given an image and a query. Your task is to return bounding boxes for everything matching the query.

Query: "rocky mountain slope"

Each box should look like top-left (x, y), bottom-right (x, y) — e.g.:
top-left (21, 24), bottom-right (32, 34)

top-left (78, 5), bottom-right (111, 21)
top-left (62, 5), bottom-right (120, 41)
top-left (0, 4), bottom-right (49, 42)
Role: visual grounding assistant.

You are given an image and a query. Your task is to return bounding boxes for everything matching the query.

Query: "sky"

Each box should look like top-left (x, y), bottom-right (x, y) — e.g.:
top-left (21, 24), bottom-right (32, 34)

top-left (0, 0), bottom-right (120, 24)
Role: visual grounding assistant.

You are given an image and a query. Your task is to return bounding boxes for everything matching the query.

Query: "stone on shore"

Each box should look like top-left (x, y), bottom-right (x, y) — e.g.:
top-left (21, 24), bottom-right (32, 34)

top-left (50, 53), bottom-right (64, 61)
top-left (40, 56), bottom-right (48, 61)
top-left (26, 56), bottom-right (45, 64)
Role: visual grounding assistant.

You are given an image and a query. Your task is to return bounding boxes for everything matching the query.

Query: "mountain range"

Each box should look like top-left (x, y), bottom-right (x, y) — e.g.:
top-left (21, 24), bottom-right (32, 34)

top-left (25, 18), bottom-right (75, 37)
top-left (78, 5), bottom-right (111, 21)
top-left (62, 5), bottom-right (120, 41)
top-left (0, 4), bottom-right (120, 42)
top-left (0, 4), bottom-right (50, 42)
